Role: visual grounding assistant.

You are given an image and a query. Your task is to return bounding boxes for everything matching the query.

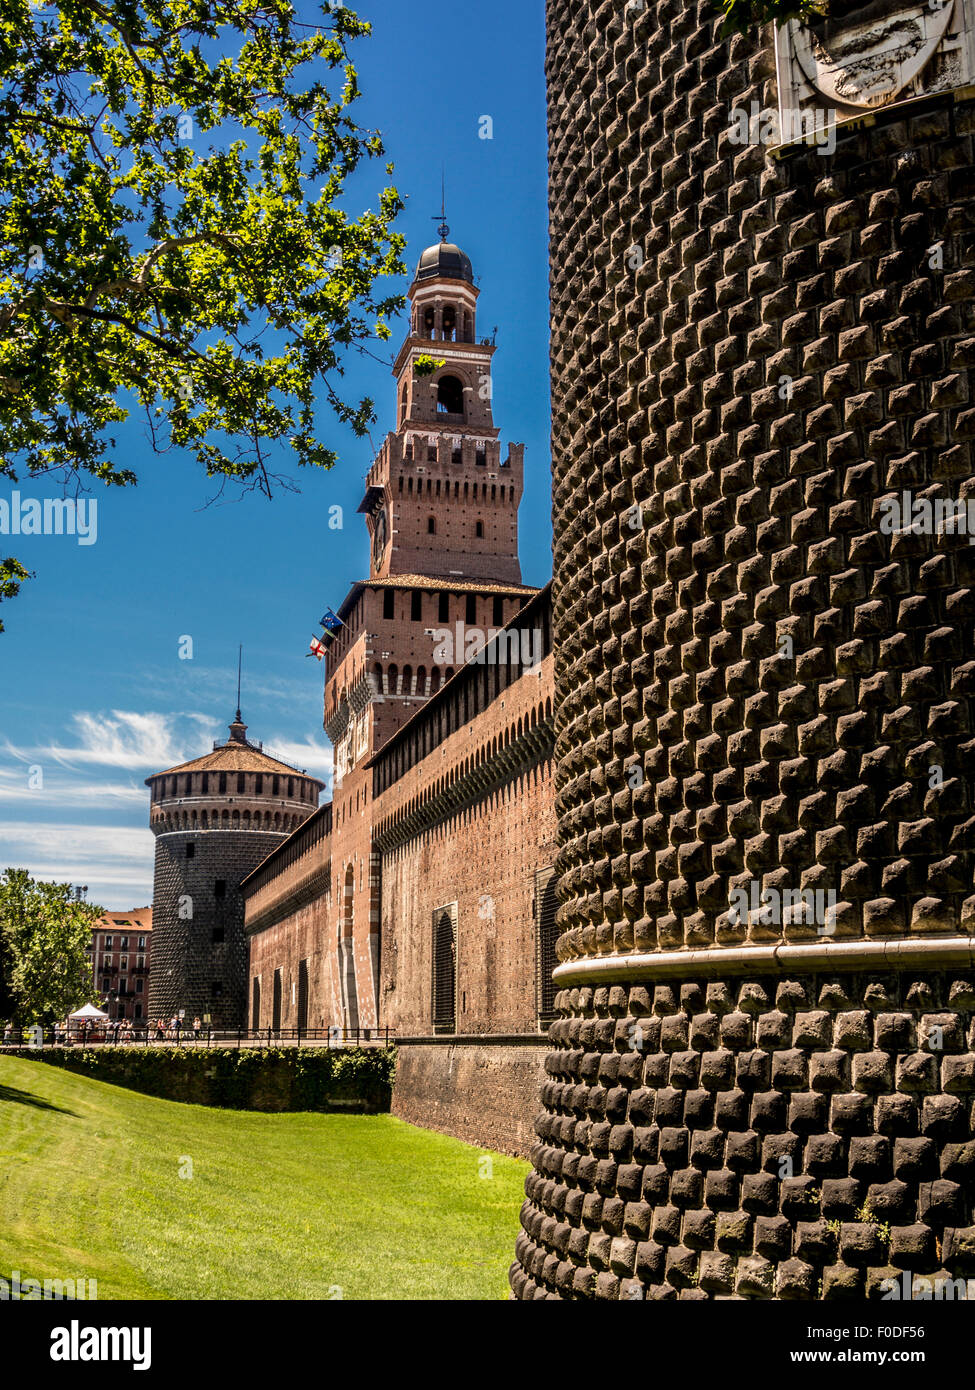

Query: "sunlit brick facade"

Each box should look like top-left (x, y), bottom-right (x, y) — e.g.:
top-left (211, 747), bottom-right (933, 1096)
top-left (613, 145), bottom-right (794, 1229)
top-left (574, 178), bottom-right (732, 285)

top-left (242, 236), bottom-right (557, 1152)
top-left (89, 906), bottom-right (152, 1022)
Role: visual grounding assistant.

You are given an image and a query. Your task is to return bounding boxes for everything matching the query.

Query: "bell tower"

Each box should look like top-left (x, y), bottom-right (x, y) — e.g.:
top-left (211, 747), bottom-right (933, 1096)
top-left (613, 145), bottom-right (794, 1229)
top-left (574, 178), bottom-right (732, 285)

top-left (319, 227), bottom-right (537, 1034)
top-left (359, 230), bottom-right (524, 585)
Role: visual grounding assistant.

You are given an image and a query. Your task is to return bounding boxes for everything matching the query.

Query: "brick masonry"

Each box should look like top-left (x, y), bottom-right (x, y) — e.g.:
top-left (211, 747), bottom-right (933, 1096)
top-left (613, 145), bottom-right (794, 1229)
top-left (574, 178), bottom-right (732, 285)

top-left (375, 652), bottom-right (557, 1037)
top-left (242, 244), bottom-right (560, 1151)
top-left (511, 0), bottom-right (975, 1299)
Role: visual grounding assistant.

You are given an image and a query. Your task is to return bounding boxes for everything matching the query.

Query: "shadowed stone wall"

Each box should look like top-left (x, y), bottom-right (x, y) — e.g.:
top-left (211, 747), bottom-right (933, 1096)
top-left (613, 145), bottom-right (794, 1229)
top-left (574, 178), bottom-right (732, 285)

top-left (512, 0), bottom-right (975, 1300)
top-left (392, 1039), bottom-right (549, 1157)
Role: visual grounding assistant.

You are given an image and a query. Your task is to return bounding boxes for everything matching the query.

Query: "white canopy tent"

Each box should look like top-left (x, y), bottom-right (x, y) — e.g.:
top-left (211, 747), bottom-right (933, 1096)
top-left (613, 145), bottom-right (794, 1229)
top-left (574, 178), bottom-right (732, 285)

top-left (68, 1003), bottom-right (108, 1020)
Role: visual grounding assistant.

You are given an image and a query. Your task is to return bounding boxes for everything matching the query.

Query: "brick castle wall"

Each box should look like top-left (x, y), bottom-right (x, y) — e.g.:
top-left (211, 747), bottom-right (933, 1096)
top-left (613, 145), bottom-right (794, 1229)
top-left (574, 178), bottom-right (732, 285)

top-left (247, 896), bottom-right (333, 1031)
top-left (245, 641), bottom-right (558, 1151)
top-left (511, 0), bottom-right (975, 1300)
top-left (377, 655), bottom-right (557, 1036)
top-left (243, 237), bottom-right (554, 1147)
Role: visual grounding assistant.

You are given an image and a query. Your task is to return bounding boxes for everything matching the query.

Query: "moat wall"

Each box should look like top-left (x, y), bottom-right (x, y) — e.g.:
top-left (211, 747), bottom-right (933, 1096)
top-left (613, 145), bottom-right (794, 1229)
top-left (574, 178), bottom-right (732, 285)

top-left (392, 1037), bottom-right (549, 1157)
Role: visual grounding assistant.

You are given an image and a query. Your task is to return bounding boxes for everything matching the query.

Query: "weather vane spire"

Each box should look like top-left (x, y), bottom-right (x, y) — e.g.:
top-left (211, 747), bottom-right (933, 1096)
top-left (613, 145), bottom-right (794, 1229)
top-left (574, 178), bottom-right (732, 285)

top-left (236, 643), bottom-right (242, 722)
top-left (432, 167), bottom-right (449, 243)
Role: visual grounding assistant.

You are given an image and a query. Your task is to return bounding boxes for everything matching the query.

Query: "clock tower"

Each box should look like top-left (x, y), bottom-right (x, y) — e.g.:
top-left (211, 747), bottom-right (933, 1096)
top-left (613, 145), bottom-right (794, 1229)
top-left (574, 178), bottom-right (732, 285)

top-left (359, 233), bottom-right (524, 586)
top-left (318, 230), bottom-right (536, 1031)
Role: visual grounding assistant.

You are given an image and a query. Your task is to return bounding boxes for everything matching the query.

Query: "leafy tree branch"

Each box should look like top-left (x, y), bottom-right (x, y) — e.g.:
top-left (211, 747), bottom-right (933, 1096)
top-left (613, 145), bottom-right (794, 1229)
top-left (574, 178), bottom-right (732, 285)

top-left (0, 0), bottom-right (407, 623)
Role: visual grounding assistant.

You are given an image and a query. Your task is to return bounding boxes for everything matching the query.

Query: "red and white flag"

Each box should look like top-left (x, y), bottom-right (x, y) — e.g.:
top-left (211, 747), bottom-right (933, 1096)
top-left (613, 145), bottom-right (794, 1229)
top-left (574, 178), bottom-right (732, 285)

top-left (308, 636), bottom-right (327, 660)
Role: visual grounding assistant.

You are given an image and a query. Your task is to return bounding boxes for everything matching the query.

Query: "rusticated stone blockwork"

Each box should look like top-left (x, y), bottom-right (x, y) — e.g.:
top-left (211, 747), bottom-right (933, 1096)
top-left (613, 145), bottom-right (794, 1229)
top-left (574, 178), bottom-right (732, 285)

top-left (513, 0), bottom-right (975, 1299)
top-left (514, 967), bottom-right (975, 1299)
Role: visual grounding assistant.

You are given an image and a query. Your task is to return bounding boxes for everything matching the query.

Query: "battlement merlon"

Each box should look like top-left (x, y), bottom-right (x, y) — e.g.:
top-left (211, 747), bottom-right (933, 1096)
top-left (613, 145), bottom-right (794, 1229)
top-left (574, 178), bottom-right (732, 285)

top-left (360, 433), bottom-right (525, 506)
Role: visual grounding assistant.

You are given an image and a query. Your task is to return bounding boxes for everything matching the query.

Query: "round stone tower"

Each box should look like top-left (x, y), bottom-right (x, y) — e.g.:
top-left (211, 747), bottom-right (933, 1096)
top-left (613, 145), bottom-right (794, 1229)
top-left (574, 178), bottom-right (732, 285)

top-left (512, 0), bottom-right (975, 1300)
top-left (146, 710), bottom-right (325, 1028)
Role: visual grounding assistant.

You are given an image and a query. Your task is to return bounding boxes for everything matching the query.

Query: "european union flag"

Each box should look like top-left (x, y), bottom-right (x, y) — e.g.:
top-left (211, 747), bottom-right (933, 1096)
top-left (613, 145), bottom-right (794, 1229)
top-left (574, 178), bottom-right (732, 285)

top-left (320, 608), bottom-right (344, 632)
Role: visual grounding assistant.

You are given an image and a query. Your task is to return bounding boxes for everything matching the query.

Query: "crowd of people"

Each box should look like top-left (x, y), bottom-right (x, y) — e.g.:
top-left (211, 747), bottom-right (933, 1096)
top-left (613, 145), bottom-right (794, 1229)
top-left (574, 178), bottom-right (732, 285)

top-left (152, 1015), bottom-right (205, 1042)
top-left (2, 1013), bottom-right (207, 1045)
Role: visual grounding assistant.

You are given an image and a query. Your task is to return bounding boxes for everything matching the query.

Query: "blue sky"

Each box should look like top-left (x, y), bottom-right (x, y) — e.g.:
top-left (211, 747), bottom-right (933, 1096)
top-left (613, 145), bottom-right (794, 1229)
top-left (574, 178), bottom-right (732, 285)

top-left (0, 0), bottom-right (551, 907)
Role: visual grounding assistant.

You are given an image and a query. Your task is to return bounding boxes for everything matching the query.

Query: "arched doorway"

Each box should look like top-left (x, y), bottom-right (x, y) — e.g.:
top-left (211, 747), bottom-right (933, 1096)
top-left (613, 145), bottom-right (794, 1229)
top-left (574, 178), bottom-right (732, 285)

top-left (340, 864), bottom-right (359, 1034)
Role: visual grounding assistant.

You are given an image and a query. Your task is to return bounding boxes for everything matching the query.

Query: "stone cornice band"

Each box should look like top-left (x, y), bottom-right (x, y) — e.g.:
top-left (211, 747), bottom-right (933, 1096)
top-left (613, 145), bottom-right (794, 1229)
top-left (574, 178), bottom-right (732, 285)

top-left (552, 936), bottom-right (975, 986)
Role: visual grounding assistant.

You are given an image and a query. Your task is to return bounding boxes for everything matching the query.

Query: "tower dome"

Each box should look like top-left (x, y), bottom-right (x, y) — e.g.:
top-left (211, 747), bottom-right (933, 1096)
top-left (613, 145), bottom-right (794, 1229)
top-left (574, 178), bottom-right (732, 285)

top-left (414, 241), bottom-right (474, 285)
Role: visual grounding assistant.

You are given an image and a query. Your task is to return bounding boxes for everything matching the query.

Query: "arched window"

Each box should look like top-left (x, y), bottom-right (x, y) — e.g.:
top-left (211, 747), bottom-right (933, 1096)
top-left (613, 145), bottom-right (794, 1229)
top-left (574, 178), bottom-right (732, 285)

top-left (400, 383), bottom-right (408, 424)
top-left (442, 305), bottom-right (456, 341)
top-left (475, 520), bottom-right (484, 538)
top-left (416, 665), bottom-right (427, 695)
top-left (436, 375), bottom-right (464, 416)
top-left (430, 667), bottom-right (441, 695)
top-left (428, 515), bottom-right (436, 534)
top-left (403, 664), bottom-right (414, 695)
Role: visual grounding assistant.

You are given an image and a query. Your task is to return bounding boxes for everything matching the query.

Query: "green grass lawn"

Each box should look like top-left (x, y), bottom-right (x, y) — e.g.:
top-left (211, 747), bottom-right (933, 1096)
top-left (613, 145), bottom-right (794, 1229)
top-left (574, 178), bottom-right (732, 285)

top-left (0, 1055), bottom-right (528, 1300)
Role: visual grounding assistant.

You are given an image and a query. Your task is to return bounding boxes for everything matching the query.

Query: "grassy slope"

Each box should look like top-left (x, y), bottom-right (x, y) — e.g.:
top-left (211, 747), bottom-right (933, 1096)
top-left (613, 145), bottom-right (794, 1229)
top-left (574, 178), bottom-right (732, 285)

top-left (0, 1055), bottom-right (528, 1301)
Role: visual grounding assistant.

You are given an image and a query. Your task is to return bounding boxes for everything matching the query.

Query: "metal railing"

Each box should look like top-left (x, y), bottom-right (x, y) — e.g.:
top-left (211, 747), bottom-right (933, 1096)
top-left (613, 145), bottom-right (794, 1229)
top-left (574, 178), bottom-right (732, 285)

top-left (0, 1025), bottom-right (394, 1050)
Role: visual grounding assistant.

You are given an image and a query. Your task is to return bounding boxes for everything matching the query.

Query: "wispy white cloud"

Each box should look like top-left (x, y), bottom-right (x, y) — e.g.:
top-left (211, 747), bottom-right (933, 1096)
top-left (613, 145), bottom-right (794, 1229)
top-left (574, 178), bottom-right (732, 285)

top-left (0, 765), bottom-right (146, 807)
top-left (3, 709), bottom-right (219, 772)
top-left (262, 737), bottom-right (333, 782)
top-left (0, 709), bottom-right (334, 902)
top-left (134, 661), bottom-right (324, 711)
top-left (0, 822), bottom-right (155, 907)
